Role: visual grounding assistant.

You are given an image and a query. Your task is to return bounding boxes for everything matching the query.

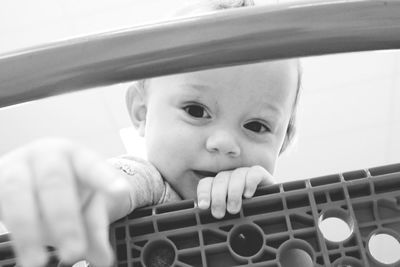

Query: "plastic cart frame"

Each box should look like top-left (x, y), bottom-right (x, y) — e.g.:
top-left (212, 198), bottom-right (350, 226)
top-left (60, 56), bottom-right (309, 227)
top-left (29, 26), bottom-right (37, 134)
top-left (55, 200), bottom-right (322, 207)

top-left (1, 0), bottom-right (400, 266)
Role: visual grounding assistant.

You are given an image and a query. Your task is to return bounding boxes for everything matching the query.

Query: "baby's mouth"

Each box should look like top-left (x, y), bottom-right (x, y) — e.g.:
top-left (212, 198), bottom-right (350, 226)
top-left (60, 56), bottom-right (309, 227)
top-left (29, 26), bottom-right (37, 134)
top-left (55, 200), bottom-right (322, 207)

top-left (193, 170), bottom-right (218, 179)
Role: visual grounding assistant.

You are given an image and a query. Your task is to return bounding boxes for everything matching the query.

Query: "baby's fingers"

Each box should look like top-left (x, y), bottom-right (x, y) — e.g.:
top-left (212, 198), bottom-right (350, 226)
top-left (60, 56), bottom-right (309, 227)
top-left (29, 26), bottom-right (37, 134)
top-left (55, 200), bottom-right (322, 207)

top-left (197, 177), bottom-right (213, 209)
top-left (210, 172), bottom-right (230, 219)
top-left (227, 168), bottom-right (247, 214)
top-left (83, 193), bottom-right (114, 267)
top-left (33, 151), bottom-right (87, 263)
top-left (244, 166), bottom-right (275, 198)
top-left (0, 163), bottom-right (47, 267)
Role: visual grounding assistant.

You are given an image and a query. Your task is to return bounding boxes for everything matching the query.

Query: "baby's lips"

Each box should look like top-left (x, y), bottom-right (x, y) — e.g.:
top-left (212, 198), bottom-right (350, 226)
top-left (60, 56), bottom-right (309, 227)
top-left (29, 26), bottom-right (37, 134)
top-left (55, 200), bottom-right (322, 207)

top-left (193, 170), bottom-right (218, 178)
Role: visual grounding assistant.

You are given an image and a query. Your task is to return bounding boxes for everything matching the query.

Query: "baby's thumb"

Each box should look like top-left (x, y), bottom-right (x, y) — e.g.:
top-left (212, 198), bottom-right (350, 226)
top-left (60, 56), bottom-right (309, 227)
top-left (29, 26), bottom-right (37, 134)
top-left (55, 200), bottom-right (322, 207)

top-left (83, 193), bottom-right (114, 267)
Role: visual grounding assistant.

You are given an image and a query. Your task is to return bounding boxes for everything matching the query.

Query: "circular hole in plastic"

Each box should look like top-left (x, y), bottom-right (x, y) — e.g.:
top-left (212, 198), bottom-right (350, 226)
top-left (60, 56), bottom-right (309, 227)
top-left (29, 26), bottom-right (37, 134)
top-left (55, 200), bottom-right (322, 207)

top-left (319, 217), bottom-right (351, 242)
top-left (280, 248), bottom-right (313, 267)
top-left (229, 224), bottom-right (264, 257)
top-left (278, 239), bottom-right (314, 267)
top-left (71, 261), bottom-right (89, 267)
top-left (143, 239), bottom-right (176, 267)
top-left (368, 233), bottom-right (400, 265)
top-left (332, 256), bottom-right (363, 267)
top-left (319, 209), bottom-right (353, 243)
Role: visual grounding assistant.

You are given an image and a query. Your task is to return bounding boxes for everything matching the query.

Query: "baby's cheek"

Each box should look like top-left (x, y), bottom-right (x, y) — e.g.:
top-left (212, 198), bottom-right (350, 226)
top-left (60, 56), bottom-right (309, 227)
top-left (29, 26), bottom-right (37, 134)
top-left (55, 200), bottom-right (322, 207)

top-left (149, 139), bottom-right (185, 175)
top-left (244, 147), bottom-right (277, 174)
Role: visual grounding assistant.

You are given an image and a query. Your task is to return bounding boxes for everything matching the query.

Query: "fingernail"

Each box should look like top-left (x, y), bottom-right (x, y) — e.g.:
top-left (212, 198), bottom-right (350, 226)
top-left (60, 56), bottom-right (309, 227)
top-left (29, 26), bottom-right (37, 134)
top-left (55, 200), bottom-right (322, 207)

top-left (212, 208), bottom-right (225, 219)
top-left (244, 190), bottom-right (253, 198)
top-left (198, 199), bottom-right (209, 209)
top-left (228, 201), bottom-right (240, 214)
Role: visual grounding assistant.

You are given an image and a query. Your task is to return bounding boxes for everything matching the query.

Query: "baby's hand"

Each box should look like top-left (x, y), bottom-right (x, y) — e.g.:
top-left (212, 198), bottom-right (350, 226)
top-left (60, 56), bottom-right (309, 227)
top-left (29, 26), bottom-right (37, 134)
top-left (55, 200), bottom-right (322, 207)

top-left (0, 138), bottom-right (130, 267)
top-left (197, 166), bottom-right (275, 219)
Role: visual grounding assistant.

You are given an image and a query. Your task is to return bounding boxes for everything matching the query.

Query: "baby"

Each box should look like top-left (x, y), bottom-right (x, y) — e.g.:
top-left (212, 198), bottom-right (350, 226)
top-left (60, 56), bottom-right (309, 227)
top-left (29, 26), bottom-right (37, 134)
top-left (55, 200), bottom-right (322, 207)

top-left (0, 1), bottom-right (301, 267)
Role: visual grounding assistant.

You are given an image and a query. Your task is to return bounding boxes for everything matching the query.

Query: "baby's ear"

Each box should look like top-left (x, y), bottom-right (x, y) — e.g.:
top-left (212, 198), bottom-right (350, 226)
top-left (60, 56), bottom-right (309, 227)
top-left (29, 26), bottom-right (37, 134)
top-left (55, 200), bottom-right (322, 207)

top-left (126, 82), bottom-right (147, 136)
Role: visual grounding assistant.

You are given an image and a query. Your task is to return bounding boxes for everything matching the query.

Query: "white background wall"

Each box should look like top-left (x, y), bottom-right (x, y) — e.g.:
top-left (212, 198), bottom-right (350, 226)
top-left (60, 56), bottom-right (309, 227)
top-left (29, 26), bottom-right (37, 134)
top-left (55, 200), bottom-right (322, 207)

top-left (1, 0), bottom-right (400, 264)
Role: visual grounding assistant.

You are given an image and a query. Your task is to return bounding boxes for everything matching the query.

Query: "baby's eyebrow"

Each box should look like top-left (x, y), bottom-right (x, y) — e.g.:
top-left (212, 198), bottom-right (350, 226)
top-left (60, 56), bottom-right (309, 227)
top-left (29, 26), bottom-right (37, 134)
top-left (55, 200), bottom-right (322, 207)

top-left (181, 83), bottom-right (212, 92)
top-left (256, 104), bottom-right (284, 120)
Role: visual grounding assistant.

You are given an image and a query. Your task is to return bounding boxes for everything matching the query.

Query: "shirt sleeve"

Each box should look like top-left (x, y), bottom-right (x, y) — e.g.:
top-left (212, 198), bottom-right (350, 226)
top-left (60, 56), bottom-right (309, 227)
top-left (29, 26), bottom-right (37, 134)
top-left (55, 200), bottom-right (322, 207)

top-left (108, 155), bottom-right (181, 214)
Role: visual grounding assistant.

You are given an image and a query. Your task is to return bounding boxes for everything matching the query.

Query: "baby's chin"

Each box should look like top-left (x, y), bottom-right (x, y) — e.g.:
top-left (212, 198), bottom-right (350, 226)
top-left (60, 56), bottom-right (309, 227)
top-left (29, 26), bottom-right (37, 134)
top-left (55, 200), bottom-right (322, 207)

top-left (174, 185), bottom-right (197, 201)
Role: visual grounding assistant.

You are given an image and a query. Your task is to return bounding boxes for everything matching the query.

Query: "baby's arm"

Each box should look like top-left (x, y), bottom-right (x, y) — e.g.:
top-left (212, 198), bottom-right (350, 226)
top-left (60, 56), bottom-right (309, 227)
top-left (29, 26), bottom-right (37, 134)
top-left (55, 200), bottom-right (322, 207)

top-left (0, 138), bottom-right (131, 267)
top-left (197, 166), bottom-right (275, 218)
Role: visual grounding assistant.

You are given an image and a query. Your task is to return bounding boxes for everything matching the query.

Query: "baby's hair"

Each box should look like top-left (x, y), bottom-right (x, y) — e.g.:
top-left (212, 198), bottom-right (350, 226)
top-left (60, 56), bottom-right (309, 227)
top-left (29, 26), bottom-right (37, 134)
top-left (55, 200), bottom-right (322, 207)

top-left (126, 0), bottom-right (302, 154)
top-left (198, 0), bottom-right (255, 9)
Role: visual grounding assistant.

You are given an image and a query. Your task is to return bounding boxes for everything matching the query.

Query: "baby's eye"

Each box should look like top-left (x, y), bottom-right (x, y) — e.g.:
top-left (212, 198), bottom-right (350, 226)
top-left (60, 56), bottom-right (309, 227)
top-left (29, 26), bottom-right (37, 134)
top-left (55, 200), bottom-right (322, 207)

top-left (244, 121), bottom-right (270, 133)
top-left (184, 104), bottom-right (210, 118)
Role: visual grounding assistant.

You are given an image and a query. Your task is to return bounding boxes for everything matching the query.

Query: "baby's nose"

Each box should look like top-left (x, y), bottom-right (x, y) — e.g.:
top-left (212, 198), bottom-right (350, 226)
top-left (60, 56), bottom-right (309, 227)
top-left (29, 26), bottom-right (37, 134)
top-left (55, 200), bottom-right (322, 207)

top-left (206, 130), bottom-right (241, 157)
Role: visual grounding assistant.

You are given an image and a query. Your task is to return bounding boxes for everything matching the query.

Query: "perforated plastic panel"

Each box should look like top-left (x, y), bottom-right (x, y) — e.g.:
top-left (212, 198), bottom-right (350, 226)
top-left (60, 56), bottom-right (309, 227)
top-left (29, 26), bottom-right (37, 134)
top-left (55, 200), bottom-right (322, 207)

top-left (2, 163), bottom-right (400, 267)
top-left (109, 163), bottom-right (400, 267)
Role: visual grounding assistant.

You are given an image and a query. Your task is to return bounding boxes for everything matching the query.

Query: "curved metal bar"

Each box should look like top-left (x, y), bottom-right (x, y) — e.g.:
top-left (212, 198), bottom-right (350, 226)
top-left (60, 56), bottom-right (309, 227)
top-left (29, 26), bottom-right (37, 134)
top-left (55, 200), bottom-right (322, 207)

top-left (0, 0), bottom-right (399, 108)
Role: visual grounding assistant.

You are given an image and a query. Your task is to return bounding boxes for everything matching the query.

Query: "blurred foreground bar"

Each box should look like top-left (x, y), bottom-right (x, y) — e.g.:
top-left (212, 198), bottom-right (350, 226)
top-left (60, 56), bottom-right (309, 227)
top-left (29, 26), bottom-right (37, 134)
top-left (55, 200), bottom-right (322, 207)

top-left (0, 0), bottom-right (399, 108)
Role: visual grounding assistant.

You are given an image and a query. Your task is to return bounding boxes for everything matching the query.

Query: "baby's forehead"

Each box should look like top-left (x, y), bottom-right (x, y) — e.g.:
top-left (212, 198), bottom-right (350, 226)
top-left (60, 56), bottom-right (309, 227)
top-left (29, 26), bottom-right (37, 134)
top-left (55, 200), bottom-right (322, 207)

top-left (185, 59), bottom-right (296, 79)
top-left (149, 60), bottom-right (298, 113)
top-left (160, 60), bottom-right (298, 99)
top-left (150, 60), bottom-right (295, 87)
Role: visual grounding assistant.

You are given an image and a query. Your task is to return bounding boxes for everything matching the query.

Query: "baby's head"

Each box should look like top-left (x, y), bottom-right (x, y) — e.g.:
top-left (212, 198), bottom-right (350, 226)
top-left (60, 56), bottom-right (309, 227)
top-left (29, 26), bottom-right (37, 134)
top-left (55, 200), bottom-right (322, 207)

top-left (127, 60), bottom-right (300, 199)
top-left (126, 0), bottom-right (301, 199)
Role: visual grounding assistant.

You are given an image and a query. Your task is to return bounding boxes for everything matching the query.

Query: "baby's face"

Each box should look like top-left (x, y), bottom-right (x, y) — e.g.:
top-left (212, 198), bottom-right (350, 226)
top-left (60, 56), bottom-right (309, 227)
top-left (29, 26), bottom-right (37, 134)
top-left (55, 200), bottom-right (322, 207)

top-left (142, 60), bottom-right (298, 199)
